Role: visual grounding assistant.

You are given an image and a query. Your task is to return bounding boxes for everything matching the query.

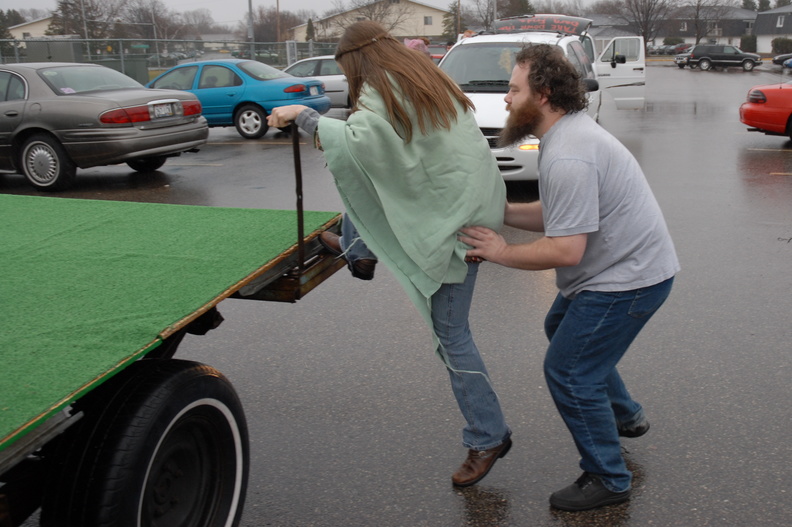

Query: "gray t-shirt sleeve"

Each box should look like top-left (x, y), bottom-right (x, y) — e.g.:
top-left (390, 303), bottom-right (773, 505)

top-left (542, 158), bottom-right (599, 237)
top-left (295, 107), bottom-right (321, 137)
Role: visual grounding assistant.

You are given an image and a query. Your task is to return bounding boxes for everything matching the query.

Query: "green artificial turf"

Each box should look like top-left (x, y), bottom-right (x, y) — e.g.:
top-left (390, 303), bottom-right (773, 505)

top-left (0, 194), bottom-right (337, 450)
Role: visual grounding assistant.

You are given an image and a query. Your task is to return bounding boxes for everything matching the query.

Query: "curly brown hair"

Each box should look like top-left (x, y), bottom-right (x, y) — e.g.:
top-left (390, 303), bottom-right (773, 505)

top-left (334, 21), bottom-right (474, 142)
top-left (514, 44), bottom-right (588, 114)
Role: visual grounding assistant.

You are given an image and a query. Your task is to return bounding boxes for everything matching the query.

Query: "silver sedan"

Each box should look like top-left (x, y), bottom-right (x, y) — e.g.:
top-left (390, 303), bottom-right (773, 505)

top-left (284, 55), bottom-right (349, 108)
top-left (0, 62), bottom-right (208, 191)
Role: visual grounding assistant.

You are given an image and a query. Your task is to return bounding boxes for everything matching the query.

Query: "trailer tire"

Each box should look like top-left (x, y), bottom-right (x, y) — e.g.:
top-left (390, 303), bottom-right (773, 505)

top-left (40, 359), bottom-right (249, 527)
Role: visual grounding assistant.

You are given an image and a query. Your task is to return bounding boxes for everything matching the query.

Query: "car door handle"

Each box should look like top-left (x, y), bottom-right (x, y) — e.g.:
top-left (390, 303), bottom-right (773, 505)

top-left (4, 110), bottom-right (19, 117)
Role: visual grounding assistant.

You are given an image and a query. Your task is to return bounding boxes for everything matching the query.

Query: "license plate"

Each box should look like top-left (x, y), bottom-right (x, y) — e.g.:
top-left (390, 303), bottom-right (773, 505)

top-left (153, 103), bottom-right (174, 118)
top-left (310, 86), bottom-right (319, 96)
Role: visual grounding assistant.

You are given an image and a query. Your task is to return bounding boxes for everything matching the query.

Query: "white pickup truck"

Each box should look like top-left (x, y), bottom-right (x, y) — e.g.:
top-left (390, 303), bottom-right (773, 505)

top-left (438, 14), bottom-right (646, 181)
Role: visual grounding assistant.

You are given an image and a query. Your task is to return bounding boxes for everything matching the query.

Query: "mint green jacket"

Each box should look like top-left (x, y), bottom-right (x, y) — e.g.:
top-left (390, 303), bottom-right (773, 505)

top-left (318, 86), bottom-right (506, 338)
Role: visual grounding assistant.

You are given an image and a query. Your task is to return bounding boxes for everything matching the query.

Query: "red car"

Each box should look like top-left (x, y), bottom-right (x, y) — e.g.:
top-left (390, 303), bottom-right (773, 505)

top-left (739, 82), bottom-right (792, 138)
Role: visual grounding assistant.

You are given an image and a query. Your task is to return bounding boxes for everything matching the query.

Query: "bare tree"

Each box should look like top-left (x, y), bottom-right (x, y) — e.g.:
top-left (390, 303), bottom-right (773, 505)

top-left (588, 0), bottom-right (627, 15)
top-left (19, 8), bottom-right (52, 20)
top-left (239, 6), bottom-right (303, 42)
top-left (181, 9), bottom-right (216, 35)
top-left (621, 0), bottom-right (675, 46)
top-left (532, 0), bottom-right (586, 16)
top-left (442, 0), bottom-right (477, 38)
top-left (678, 0), bottom-right (734, 45)
top-left (469, 0), bottom-right (495, 30)
top-left (500, 0), bottom-right (536, 18)
top-left (124, 0), bottom-right (186, 41)
top-left (329, 0), bottom-right (415, 34)
top-left (47, 0), bottom-right (126, 39)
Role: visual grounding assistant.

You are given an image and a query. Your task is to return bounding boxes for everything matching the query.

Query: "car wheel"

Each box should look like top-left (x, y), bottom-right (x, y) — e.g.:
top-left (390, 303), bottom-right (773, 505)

top-left (234, 104), bottom-right (268, 139)
top-left (127, 156), bottom-right (168, 172)
top-left (20, 134), bottom-right (77, 191)
top-left (742, 60), bottom-right (755, 72)
top-left (40, 359), bottom-right (249, 527)
top-left (699, 59), bottom-right (712, 71)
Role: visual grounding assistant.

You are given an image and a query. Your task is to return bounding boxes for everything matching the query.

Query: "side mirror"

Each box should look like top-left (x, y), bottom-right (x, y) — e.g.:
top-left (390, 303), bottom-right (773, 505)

top-left (583, 78), bottom-right (599, 92)
top-left (610, 53), bottom-right (627, 68)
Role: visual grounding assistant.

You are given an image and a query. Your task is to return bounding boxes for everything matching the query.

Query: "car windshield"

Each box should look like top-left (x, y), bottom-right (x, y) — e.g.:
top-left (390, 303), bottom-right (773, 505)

top-left (237, 60), bottom-right (290, 81)
top-left (38, 65), bottom-right (142, 95)
top-left (440, 42), bottom-right (527, 93)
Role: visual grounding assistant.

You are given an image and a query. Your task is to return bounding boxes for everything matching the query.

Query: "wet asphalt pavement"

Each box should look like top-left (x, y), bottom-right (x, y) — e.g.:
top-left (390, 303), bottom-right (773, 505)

top-left (7, 61), bottom-right (792, 526)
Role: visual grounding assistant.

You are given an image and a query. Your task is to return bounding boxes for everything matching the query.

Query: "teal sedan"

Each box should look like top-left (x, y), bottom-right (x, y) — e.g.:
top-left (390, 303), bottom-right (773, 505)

top-left (148, 59), bottom-right (331, 139)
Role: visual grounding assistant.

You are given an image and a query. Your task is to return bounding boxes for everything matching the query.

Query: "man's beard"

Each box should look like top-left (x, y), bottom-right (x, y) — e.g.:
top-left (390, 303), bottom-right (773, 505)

top-left (497, 98), bottom-right (543, 148)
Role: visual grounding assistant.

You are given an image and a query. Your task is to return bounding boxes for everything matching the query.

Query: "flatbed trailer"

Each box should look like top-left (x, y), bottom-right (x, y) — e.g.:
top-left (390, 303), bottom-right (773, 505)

top-left (0, 193), bottom-right (343, 526)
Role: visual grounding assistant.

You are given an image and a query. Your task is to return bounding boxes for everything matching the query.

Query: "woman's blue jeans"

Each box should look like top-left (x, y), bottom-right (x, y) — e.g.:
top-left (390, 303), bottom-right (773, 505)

top-left (543, 277), bottom-right (674, 492)
top-left (340, 214), bottom-right (510, 450)
top-left (432, 262), bottom-right (511, 451)
top-left (339, 213), bottom-right (378, 263)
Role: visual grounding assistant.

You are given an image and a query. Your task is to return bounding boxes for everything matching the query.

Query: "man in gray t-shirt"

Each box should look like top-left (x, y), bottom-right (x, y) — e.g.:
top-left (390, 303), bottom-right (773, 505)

top-left (460, 44), bottom-right (680, 512)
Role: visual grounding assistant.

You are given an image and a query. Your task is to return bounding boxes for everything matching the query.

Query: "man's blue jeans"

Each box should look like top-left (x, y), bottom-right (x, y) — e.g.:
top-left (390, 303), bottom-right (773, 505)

top-left (340, 214), bottom-right (510, 450)
top-left (543, 277), bottom-right (674, 492)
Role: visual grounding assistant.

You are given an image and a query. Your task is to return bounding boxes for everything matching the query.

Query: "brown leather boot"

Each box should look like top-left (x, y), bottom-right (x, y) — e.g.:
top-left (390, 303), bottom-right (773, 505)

top-left (451, 438), bottom-right (512, 487)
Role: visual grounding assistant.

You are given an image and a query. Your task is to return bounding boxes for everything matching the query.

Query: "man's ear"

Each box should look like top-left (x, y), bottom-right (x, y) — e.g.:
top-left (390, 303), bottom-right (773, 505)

top-left (536, 88), bottom-right (551, 106)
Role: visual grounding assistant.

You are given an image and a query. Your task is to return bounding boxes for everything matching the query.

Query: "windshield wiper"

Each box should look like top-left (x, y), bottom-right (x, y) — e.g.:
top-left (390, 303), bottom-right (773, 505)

top-left (466, 80), bottom-right (509, 86)
top-left (457, 79), bottom-right (510, 92)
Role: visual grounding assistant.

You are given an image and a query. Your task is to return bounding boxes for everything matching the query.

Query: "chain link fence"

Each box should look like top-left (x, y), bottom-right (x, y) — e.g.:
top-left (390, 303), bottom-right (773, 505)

top-left (0, 38), bottom-right (338, 84)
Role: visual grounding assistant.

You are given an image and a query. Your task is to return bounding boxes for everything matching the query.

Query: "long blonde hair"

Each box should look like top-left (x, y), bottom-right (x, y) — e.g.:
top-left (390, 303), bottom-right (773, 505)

top-left (335, 21), bottom-right (473, 142)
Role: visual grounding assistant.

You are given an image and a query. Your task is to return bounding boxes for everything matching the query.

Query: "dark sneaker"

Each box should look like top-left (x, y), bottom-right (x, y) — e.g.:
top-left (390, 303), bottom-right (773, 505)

top-left (618, 419), bottom-right (650, 438)
top-left (549, 472), bottom-right (631, 511)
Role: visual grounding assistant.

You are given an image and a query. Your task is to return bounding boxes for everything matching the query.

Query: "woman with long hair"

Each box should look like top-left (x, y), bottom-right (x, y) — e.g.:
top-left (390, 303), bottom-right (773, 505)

top-left (268, 20), bottom-right (512, 487)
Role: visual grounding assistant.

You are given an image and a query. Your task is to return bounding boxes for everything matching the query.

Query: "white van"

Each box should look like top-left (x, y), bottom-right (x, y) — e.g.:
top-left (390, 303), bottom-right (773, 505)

top-left (438, 15), bottom-right (645, 181)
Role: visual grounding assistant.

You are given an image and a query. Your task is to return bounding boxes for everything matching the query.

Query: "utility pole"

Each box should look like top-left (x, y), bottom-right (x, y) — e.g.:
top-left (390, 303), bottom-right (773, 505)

top-left (79, 0), bottom-right (91, 59)
top-left (248, 0), bottom-right (255, 58)
top-left (457, 0), bottom-right (461, 36)
top-left (151, 7), bottom-right (160, 68)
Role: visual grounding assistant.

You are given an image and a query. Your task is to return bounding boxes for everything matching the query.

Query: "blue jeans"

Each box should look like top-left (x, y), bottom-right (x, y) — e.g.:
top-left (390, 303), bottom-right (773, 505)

top-left (433, 262), bottom-right (511, 450)
top-left (543, 277), bottom-right (674, 492)
top-left (339, 213), bottom-right (378, 263)
top-left (341, 214), bottom-right (510, 450)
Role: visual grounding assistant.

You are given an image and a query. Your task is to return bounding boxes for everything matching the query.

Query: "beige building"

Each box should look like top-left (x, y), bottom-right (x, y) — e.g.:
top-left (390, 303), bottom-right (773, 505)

top-left (291, 0), bottom-right (449, 43)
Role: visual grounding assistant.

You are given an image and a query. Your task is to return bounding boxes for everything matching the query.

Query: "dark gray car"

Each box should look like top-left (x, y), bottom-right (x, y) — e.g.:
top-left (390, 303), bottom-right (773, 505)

top-left (0, 63), bottom-right (208, 191)
top-left (687, 44), bottom-right (762, 71)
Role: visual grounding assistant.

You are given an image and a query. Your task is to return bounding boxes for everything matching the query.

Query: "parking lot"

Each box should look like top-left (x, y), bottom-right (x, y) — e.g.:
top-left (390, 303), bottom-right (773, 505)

top-left (7, 61), bottom-right (792, 526)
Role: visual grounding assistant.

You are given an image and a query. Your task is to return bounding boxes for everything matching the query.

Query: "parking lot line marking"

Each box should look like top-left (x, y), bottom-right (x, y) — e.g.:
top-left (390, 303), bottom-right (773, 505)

top-left (747, 148), bottom-right (792, 153)
top-left (168, 163), bottom-right (224, 166)
top-left (207, 141), bottom-right (303, 146)
top-left (769, 172), bottom-right (792, 176)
